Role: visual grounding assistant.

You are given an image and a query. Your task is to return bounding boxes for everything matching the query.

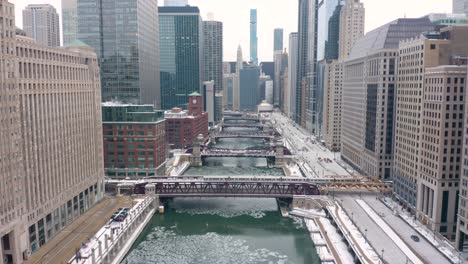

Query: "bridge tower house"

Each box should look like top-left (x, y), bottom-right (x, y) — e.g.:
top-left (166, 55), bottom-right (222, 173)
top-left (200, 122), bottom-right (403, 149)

top-left (275, 142), bottom-right (285, 166)
top-left (191, 134), bottom-right (204, 167)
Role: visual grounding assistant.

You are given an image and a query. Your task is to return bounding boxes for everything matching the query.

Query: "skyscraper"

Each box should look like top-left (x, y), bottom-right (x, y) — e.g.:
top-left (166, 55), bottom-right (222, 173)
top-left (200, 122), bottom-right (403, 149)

top-left (77, 0), bottom-right (160, 106)
top-left (159, 6), bottom-right (202, 110)
top-left (339, 0), bottom-right (365, 60)
top-left (165, 0), bottom-right (188, 6)
top-left (203, 20), bottom-right (223, 93)
top-left (342, 17), bottom-right (435, 179)
top-left (250, 9), bottom-right (258, 65)
top-left (240, 65), bottom-right (260, 111)
top-left (296, 0), bottom-right (318, 131)
top-left (62, 0), bottom-right (77, 46)
top-left (288, 33), bottom-right (298, 119)
top-left (23, 4), bottom-right (60, 47)
top-left (453, 0), bottom-right (468, 14)
top-left (274, 28), bottom-right (284, 53)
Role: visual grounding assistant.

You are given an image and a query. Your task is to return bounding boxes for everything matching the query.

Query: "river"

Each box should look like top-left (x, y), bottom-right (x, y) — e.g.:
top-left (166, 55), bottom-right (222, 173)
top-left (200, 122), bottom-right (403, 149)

top-left (122, 128), bottom-right (320, 264)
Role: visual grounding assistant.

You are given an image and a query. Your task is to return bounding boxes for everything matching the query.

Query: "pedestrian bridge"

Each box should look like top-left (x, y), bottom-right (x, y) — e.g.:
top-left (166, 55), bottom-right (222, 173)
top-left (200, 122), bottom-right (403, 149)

top-left (220, 122), bottom-right (265, 128)
top-left (223, 116), bottom-right (260, 122)
top-left (201, 148), bottom-right (289, 158)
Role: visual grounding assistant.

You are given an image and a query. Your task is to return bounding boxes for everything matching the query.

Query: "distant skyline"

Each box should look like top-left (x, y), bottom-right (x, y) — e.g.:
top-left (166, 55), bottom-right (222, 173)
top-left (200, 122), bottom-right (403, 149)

top-left (14, 0), bottom-right (452, 61)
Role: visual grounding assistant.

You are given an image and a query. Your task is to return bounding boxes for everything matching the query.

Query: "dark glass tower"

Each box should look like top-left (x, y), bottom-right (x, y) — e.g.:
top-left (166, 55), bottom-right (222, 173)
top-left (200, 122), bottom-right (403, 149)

top-left (250, 9), bottom-right (258, 65)
top-left (159, 6), bottom-right (202, 110)
top-left (77, 0), bottom-right (160, 107)
top-left (274, 28), bottom-right (284, 52)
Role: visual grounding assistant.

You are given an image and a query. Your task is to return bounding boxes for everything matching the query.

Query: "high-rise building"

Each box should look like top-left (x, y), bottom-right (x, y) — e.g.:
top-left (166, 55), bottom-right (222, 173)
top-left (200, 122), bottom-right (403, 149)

top-left (296, 0), bottom-right (318, 132)
top-left (322, 0), bottom-right (364, 151)
top-left (250, 9), bottom-right (258, 65)
top-left (275, 50), bottom-right (288, 110)
top-left (78, 0), bottom-right (160, 106)
top-left (394, 27), bottom-right (468, 238)
top-left (454, 0), bottom-right (468, 14)
top-left (203, 20), bottom-right (223, 93)
top-left (265, 80), bottom-right (274, 104)
top-left (240, 65), bottom-right (260, 111)
top-left (159, 6), bottom-right (202, 110)
top-left (317, 0), bottom-right (342, 62)
top-left (342, 17), bottom-right (435, 180)
top-left (62, 0), bottom-right (77, 46)
top-left (288, 33), bottom-right (299, 119)
top-left (419, 65), bottom-right (467, 241)
top-left (223, 74), bottom-right (236, 110)
top-left (339, 0), bottom-right (365, 60)
top-left (274, 28), bottom-right (284, 53)
top-left (102, 104), bottom-right (167, 178)
top-left (215, 93), bottom-right (223, 122)
top-left (0, 0), bottom-right (105, 256)
top-left (165, 0), bottom-right (188, 6)
top-left (23, 4), bottom-right (60, 47)
top-left (203, 81), bottom-right (216, 125)
top-left (457, 65), bottom-right (468, 250)
top-left (0, 1), bottom-right (24, 262)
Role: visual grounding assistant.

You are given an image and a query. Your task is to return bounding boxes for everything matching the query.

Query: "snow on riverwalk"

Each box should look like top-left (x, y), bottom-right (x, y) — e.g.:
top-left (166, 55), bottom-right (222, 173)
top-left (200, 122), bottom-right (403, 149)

top-left (356, 199), bottom-right (424, 264)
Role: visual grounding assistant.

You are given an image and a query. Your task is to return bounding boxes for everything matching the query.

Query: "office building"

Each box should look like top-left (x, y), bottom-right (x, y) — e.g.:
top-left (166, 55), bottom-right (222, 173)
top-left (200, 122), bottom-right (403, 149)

top-left (250, 9), bottom-right (258, 65)
top-left (240, 65), bottom-right (261, 111)
top-left (203, 20), bottom-right (223, 93)
top-left (62, 0), bottom-right (77, 46)
top-left (260, 62), bottom-right (275, 80)
top-left (265, 80), bottom-right (274, 104)
top-left (342, 17), bottom-right (435, 179)
top-left (394, 27), bottom-right (468, 239)
top-left (259, 74), bottom-right (272, 102)
top-left (322, 0), bottom-right (365, 151)
top-left (282, 67), bottom-right (290, 115)
top-left (419, 65), bottom-right (466, 241)
top-left (102, 104), bottom-right (167, 178)
top-left (457, 66), bottom-right (468, 250)
top-left (454, 0), bottom-right (468, 14)
top-left (288, 33), bottom-right (298, 119)
top-left (203, 81), bottom-right (216, 125)
top-left (274, 28), bottom-right (284, 53)
top-left (223, 73), bottom-right (237, 110)
top-left (275, 50), bottom-right (288, 110)
top-left (215, 93), bottom-right (223, 122)
top-left (339, 0), bottom-right (365, 60)
top-left (164, 93), bottom-right (209, 149)
top-left (159, 6), bottom-right (202, 110)
top-left (78, 0), bottom-right (160, 106)
top-left (296, 0), bottom-right (318, 131)
top-left (23, 4), bottom-right (60, 47)
top-left (165, 0), bottom-right (188, 6)
top-left (0, 2), bottom-right (105, 255)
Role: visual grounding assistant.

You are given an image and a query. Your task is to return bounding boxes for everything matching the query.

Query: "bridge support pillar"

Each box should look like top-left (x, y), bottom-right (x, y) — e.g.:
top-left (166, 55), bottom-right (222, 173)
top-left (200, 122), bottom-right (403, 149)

top-left (191, 134), bottom-right (204, 167)
top-left (275, 143), bottom-right (285, 166)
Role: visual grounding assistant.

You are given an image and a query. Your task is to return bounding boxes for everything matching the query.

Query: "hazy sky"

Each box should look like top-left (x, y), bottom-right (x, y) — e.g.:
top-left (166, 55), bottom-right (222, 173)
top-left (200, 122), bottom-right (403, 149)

top-left (14, 0), bottom-right (452, 61)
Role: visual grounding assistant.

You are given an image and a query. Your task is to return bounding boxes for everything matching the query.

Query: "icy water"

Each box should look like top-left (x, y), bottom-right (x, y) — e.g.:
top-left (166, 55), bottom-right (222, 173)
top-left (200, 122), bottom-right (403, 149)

top-left (123, 129), bottom-right (320, 264)
top-left (122, 198), bottom-right (320, 264)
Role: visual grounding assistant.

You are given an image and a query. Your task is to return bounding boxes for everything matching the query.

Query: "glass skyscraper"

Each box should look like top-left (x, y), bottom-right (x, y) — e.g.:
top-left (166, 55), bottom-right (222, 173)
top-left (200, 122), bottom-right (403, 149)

top-left (240, 65), bottom-right (260, 111)
top-left (62, 0), bottom-right (77, 46)
top-left (159, 6), bottom-right (202, 110)
top-left (77, 0), bottom-right (160, 107)
top-left (274, 28), bottom-right (284, 52)
top-left (250, 9), bottom-right (258, 65)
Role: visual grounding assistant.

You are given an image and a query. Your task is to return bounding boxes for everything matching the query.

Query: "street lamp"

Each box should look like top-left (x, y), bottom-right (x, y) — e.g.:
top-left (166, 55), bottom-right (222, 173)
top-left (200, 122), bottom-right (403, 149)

top-left (365, 228), bottom-right (367, 241)
top-left (381, 249), bottom-right (385, 263)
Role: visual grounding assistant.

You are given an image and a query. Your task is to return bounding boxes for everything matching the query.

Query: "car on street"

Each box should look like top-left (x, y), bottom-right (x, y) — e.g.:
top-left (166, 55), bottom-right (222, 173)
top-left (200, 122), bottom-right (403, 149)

top-left (410, 235), bottom-right (420, 242)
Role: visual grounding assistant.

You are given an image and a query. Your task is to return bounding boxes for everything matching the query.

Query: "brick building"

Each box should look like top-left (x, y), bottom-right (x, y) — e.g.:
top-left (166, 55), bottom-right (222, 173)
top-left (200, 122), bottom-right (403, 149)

top-left (102, 104), bottom-right (167, 178)
top-left (165, 92), bottom-right (209, 149)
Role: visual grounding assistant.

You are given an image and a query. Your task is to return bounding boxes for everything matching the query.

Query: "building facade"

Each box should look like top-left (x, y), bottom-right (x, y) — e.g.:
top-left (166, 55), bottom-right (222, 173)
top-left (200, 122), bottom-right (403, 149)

top-left (288, 33), bottom-right (299, 119)
top-left (78, 0), bottom-right (160, 106)
top-left (339, 0), bottom-right (365, 60)
top-left (203, 81), bottom-right (215, 125)
top-left (62, 0), bottom-right (77, 46)
top-left (164, 0), bottom-right (188, 6)
top-left (342, 17), bottom-right (435, 180)
top-left (159, 6), bottom-right (202, 110)
top-left (250, 9), bottom-right (258, 65)
top-left (164, 93), bottom-right (209, 149)
top-left (419, 65), bottom-right (467, 241)
top-left (0, 13), bottom-right (106, 258)
top-left (22, 4), bottom-right (60, 47)
top-left (240, 65), bottom-right (261, 111)
top-left (274, 28), bottom-right (283, 53)
top-left (454, 0), bottom-right (468, 14)
top-left (296, 0), bottom-right (318, 132)
top-left (102, 104), bottom-right (166, 178)
top-left (203, 20), bottom-right (223, 94)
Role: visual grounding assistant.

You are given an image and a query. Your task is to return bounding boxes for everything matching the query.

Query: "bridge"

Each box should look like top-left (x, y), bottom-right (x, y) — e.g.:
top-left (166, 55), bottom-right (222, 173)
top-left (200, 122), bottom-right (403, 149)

top-left (220, 122), bottom-right (265, 129)
top-left (223, 116), bottom-right (260, 122)
top-left (211, 131), bottom-right (275, 140)
top-left (201, 148), bottom-right (276, 158)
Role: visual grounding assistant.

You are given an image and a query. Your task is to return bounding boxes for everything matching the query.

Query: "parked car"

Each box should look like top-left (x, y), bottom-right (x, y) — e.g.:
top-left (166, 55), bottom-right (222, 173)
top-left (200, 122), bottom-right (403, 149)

top-left (410, 235), bottom-right (420, 242)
